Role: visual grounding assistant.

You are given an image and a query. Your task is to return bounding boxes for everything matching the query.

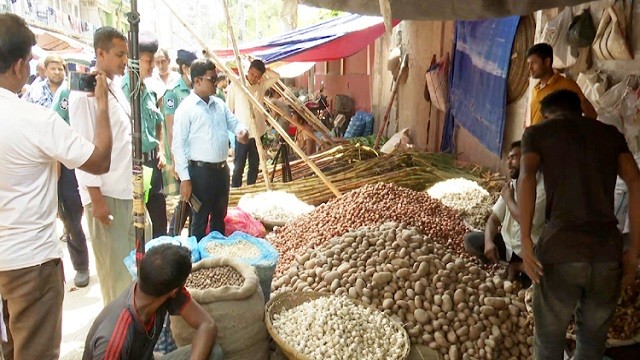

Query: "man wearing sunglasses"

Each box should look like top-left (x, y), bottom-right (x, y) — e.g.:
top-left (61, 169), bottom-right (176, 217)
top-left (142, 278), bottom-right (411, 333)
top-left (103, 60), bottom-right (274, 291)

top-left (172, 59), bottom-right (249, 240)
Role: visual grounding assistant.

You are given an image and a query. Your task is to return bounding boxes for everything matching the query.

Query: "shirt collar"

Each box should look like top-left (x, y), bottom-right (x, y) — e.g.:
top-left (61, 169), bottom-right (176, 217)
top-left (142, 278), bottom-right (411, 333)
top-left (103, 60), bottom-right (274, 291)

top-left (0, 86), bottom-right (19, 99)
top-left (535, 73), bottom-right (562, 90)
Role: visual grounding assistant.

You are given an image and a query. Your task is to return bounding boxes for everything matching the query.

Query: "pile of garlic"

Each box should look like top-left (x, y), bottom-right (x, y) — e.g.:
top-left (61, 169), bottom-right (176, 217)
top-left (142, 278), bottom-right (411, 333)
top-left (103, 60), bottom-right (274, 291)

top-left (427, 178), bottom-right (490, 214)
top-left (238, 191), bottom-right (314, 225)
top-left (272, 295), bottom-right (408, 360)
top-left (205, 240), bottom-right (261, 259)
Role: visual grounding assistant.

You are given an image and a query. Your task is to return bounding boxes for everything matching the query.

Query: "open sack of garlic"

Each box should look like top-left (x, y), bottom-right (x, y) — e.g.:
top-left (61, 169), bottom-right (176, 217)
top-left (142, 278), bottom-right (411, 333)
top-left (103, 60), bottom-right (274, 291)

top-left (269, 294), bottom-right (410, 360)
top-left (427, 178), bottom-right (497, 231)
top-left (238, 190), bottom-right (315, 226)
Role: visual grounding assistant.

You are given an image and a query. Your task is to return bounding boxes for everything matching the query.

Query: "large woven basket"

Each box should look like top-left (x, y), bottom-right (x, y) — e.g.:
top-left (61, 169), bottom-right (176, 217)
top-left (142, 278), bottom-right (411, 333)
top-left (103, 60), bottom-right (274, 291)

top-left (507, 15), bottom-right (536, 104)
top-left (265, 291), bottom-right (411, 360)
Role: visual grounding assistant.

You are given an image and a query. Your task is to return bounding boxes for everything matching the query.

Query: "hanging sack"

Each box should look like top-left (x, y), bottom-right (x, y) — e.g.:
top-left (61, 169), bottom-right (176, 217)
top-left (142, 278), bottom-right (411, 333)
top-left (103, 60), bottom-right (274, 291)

top-left (541, 7), bottom-right (577, 69)
top-left (593, 1), bottom-right (634, 60)
top-left (171, 258), bottom-right (269, 360)
top-left (576, 70), bottom-right (608, 105)
top-left (424, 52), bottom-right (449, 111)
top-left (567, 9), bottom-right (596, 48)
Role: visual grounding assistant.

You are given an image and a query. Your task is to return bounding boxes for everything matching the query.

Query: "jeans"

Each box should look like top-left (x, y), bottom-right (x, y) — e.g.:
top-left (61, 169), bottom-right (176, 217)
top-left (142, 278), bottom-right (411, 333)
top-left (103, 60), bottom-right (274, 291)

top-left (58, 166), bottom-right (88, 271)
top-left (232, 138), bottom-right (258, 187)
top-left (533, 262), bottom-right (621, 360)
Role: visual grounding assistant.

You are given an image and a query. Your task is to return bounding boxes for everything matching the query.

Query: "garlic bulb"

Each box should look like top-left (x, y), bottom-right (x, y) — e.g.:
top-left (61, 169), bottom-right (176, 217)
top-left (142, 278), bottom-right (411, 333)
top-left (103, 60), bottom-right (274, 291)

top-left (238, 191), bottom-right (314, 224)
top-left (272, 295), bottom-right (407, 360)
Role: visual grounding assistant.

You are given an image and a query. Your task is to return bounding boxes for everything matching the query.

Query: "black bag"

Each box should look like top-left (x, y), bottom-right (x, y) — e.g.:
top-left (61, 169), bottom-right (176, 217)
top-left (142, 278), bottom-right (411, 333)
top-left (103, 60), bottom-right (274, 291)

top-left (568, 9), bottom-right (596, 48)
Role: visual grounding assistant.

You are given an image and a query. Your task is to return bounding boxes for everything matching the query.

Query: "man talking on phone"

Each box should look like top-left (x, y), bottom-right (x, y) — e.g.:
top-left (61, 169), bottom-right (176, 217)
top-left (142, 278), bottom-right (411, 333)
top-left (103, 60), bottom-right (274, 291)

top-left (0, 14), bottom-right (112, 360)
top-left (68, 26), bottom-right (150, 305)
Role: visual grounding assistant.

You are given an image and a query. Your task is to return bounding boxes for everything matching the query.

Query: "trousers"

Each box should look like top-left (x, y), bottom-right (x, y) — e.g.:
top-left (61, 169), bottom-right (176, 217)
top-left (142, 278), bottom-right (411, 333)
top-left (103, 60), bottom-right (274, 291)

top-left (232, 138), bottom-right (258, 187)
top-left (0, 259), bottom-right (64, 360)
top-left (85, 197), bottom-right (151, 305)
top-left (533, 261), bottom-right (621, 360)
top-left (189, 164), bottom-right (230, 241)
top-left (58, 166), bottom-right (89, 271)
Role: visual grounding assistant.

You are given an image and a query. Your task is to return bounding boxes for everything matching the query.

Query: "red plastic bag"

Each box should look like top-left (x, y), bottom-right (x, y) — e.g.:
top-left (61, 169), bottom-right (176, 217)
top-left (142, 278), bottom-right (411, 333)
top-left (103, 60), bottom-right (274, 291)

top-left (224, 207), bottom-right (266, 238)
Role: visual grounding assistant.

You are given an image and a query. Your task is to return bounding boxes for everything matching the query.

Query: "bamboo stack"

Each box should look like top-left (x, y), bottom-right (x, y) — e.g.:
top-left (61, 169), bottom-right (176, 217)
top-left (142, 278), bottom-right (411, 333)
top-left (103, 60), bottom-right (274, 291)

top-left (230, 146), bottom-right (489, 206)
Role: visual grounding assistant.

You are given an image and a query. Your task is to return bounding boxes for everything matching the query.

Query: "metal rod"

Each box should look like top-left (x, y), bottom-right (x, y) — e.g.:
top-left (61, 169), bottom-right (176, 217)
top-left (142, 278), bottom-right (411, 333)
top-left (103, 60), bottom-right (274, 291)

top-left (127, 0), bottom-right (146, 274)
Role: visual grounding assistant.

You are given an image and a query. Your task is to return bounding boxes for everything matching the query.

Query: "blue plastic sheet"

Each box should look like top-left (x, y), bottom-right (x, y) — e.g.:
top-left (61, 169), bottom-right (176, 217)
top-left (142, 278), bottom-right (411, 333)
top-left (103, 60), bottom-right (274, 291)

top-left (199, 231), bottom-right (280, 302)
top-left (446, 17), bottom-right (520, 155)
top-left (123, 236), bottom-right (200, 278)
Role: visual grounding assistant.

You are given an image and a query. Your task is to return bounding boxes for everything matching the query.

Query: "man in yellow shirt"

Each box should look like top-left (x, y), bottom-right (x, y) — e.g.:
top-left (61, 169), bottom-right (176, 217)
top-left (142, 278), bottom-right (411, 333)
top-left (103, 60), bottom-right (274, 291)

top-left (527, 43), bottom-right (596, 126)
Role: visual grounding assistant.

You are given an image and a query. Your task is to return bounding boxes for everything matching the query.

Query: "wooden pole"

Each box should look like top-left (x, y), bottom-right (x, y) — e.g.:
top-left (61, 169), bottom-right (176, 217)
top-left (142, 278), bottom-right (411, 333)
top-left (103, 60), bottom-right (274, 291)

top-left (374, 53), bottom-right (408, 149)
top-left (160, 0), bottom-right (342, 198)
top-left (273, 81), bottom-right (334, 139)
top-left (222, 0), bottom-right (272, 190)
top-left (264, 99), bottom-right (326, 147)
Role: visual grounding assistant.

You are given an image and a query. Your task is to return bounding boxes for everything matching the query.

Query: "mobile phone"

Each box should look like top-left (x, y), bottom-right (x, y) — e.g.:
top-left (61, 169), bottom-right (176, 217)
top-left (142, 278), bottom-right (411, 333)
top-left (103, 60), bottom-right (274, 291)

top-left (69, 71), bottom-right (97, 92)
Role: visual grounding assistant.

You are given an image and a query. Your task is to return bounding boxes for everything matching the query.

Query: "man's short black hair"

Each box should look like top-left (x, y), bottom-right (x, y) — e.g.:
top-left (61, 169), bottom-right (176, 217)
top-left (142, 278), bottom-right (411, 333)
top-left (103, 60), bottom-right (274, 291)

top-left (540, 90), bottom-right (582, 116)
top-left (249, 59), bottom-right (266, 74)
top-left (0, 14), bottom-right (36, 74)
top-left (139, 31), bottom-right (159, 54)
top-left (190, 59), bottom-right (216, 81)
top-left (93, 26), bottom-right (127, 52)
top-left (526, 43), bottom-right (553, 63)
top-left (139, 244), bottom-right (192, 297)
top-left (511, 141), bottom-right (521, 150)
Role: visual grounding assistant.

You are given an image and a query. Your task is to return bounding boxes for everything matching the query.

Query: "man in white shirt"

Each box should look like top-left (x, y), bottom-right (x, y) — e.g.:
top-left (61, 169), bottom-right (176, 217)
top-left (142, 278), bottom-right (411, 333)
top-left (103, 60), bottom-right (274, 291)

top-left (69, 26), bottom-right (149, 305)
top-left (463, 141), bottom-right (546, 281)
top-left (0, 14), bottom-right (113, 360)
top-left (226, 59), bottom-right (279, 187)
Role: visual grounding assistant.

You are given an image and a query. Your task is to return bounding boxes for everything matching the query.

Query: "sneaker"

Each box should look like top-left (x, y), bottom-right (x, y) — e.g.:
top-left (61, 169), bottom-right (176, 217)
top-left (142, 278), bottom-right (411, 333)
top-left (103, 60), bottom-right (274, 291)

top-left (74, 270), bottom-right (90, 288)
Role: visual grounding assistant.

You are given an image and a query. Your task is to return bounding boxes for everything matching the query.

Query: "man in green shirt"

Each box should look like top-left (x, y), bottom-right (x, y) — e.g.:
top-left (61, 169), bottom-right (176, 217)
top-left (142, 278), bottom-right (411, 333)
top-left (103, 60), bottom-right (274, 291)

top-left (121, 31), bottom-right (167, 238)
top-left (214, 74), bottom-right (227, 102)
top-left (164, 49), bottom-right (198, 236)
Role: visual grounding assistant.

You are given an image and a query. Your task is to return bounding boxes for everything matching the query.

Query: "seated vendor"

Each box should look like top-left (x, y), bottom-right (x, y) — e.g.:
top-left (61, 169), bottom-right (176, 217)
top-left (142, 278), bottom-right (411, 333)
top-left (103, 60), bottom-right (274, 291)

top-left (463, 141), bottom-right (546, 281)
top-left (293, 112), bottom-right (317, 156)
top-left (83, 244), bottom-right (222, 360)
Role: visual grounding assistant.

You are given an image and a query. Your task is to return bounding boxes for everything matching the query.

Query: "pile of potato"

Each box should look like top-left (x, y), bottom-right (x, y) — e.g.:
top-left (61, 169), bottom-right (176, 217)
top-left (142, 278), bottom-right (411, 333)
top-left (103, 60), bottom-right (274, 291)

top-left (268, 183), bottom-right (468, 276)
top-left (185, 266), bottom-right (245, 289)
top-left (273, 222), bottom-right (534, 359)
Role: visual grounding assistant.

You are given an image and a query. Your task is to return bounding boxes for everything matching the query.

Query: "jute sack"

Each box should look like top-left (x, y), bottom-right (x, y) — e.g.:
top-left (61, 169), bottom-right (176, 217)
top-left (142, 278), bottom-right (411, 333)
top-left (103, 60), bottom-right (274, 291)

top-left (170, 257), bottom-right (268, 360)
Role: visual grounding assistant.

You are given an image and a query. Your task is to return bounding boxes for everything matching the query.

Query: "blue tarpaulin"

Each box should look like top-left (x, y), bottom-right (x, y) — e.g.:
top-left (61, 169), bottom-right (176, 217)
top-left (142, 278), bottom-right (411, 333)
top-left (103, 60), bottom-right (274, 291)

top-left (447, 17), bottom-right (520, 155)
top-left (215, 14), bottom-right (396, 64)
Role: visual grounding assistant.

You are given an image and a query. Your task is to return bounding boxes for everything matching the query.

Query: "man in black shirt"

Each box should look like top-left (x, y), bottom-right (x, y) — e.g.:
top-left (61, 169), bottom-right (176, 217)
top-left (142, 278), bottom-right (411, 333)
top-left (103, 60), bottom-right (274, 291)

top-left (83, 244), bottom-right (221, 360)
top-left (518, 90), bottom-right (640, 359)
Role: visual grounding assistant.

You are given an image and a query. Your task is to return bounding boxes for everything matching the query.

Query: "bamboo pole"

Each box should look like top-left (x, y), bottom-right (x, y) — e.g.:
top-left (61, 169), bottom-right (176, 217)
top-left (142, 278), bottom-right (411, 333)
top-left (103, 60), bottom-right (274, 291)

top-left (374, 53), bottom-right (408, 149)
top-left (160, 0), bottom-right (342, 198)
top-left (222, 0), bottom-right (272, 190)
top-left (264, 98), bottom-right (326, 147)
top-left (272, 81), bottom-right (335, 140)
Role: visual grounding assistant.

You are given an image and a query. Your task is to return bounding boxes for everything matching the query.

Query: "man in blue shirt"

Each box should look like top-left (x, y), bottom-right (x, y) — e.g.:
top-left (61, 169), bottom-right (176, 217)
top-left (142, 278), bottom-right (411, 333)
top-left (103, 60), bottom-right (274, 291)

top-left (172, 59), bottom-right (248, 240)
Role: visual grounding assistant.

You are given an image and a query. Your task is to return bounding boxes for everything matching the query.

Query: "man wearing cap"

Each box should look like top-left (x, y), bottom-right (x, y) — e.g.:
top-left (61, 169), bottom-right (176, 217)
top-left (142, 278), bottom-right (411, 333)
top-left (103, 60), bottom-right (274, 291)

top-left (165, 49), bottom-right (197, 236)
top-left (121, 31), bottom-right (167, 238)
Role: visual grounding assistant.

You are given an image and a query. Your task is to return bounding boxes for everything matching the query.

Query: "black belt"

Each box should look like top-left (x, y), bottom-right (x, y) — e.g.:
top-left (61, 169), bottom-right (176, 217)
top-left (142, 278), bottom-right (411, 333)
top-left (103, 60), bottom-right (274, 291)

top-left (189, 160), bottom-right (227, 169)
top-left (143, 148), bottom-right (157, 162)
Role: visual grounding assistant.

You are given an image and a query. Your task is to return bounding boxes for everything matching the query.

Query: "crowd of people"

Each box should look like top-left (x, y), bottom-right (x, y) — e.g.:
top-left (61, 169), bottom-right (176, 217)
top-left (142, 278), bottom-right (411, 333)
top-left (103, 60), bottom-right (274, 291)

top-left (1, 9), bottom-right (639, 360)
